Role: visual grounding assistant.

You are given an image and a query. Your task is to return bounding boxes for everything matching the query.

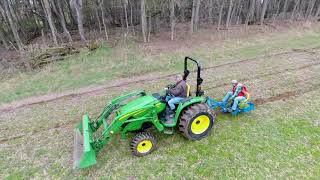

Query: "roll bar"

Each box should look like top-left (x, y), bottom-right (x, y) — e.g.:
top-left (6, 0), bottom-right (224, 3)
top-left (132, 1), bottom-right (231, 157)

top-left (183, 57), bottom-right (204, 96)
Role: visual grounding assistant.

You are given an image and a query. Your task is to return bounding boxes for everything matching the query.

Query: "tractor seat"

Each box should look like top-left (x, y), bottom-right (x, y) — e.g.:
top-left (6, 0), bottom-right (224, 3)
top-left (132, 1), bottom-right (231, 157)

top-left (186, 83), bottom-right (191, 97)
top-left (173, 83), bottom-right (192, 104)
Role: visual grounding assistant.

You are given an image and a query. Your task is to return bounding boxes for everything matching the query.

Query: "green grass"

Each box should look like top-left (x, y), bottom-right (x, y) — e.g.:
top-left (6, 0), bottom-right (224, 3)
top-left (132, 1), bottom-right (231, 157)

top-left (1, 25), bottom-right (320, 105)
top-left (1, 84), bottom-right (319, 179)
top-left (1, 39), bottom-right (320, 178)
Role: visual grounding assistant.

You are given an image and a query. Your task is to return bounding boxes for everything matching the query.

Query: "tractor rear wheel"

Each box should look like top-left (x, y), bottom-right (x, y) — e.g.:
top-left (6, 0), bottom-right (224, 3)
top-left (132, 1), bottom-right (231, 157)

top-left (131, 132), bottom-right (157, 157)
top-left (179, 103), bottom-right (214, 140)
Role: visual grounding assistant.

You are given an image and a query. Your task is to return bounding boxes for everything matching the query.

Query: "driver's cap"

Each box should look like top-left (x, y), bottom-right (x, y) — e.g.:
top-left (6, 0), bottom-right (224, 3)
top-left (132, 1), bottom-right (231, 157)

top-left (231, 80), bottom-right (238, 84)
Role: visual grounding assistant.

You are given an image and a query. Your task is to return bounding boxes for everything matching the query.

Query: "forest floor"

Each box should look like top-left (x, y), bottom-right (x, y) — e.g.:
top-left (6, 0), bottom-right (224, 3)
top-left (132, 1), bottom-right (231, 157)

top-left (0, 23), bottom-right (320, 179)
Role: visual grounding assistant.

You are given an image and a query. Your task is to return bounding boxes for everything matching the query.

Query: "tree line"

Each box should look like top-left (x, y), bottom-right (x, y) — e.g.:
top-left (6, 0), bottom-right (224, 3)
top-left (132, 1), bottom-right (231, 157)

top-left (0, 0), bottom-right (320, 52)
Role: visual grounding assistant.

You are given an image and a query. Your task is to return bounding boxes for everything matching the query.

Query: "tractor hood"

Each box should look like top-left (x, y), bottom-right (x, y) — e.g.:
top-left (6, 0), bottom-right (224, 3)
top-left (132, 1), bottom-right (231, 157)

top-left (118, 95), bottom-right (164, 115)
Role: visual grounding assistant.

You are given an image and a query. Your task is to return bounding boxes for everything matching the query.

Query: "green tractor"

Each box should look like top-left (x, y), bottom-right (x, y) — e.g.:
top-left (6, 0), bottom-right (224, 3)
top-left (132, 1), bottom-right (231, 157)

top-left (73, 57), bottom-right (215, 169)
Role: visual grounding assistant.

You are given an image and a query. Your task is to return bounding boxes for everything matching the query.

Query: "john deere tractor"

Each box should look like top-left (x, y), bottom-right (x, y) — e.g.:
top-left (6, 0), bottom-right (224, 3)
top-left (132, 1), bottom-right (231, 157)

top-left (73, 57), bottom-right (215, 169)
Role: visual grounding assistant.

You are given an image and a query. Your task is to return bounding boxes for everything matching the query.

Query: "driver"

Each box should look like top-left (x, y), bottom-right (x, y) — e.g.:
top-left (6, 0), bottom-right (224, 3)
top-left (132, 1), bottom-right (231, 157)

top-left (165, 74), bottom-right (188, 115)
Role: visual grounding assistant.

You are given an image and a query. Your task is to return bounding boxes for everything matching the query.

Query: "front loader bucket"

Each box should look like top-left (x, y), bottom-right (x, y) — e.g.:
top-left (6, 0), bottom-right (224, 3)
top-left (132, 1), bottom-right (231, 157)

top-left (73, 115), bottom-right (97, 169)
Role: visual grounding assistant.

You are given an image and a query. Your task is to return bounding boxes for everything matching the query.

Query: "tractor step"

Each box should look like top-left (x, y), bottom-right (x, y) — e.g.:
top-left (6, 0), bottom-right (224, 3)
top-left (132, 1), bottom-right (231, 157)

top-left (164, 127), bottom-right (174, 134)
top-left (164, 114), bottom-right (174, 124)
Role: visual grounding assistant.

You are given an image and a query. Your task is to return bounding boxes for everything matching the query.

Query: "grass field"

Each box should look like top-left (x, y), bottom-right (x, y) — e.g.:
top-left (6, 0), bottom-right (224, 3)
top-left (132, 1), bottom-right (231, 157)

top-left (1, 24), bottom-right (320, 179)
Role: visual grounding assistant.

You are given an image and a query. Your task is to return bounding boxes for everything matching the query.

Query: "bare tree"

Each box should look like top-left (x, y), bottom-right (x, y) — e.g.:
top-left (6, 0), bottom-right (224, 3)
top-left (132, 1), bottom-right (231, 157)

top-left (70, 0), bottom-right (86, 41)
top-left (124, 0), bottom-right (129, 31)
top-left (99, 0), bottom-right (108, 40)
top-left (1, 0), bottom-right (319, 48)
top-left (141, 0), bottom-right (147, 42)
top-left (208, 0), bottom-right (214, 24)
top-left (170, 0), bottom-right (175, 40)
top-left (43, 0), bottom-right (59, 46)
top-left (246, 0), bottom-right (256, 25)
top-left (194, 0), bottom-right (201, 32)
top-left (190, 0), bottom-right (201, 33)
top-left (93, 0), bottom-right (102, 32)
top-left (282, 0), bottom-right (289, 19)
top-left (306, 0), bottom-right (317, 19)
top-left (217, 0), bottom-right (225, 30)
top-left (0, 30), bottom-right (9, 50)
top-left (260, 0), bottom-right (269, 25)
top-left (2, 0), bottom-right (23, 52)
top-left (226, 0), bottom-right (233, 29)
top-left (291, 0), bottom-right (300, 20)
top-left (130, 0), bottom-right (135, 35)
top-left (315, 2), bottom-right (320, 19)
top-left (53, 0), bottom-right (72, 43)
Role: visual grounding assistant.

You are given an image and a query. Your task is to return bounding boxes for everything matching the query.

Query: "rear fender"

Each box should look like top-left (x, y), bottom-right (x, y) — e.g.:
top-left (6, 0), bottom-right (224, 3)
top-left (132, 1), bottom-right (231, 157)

top-left (172, 97), bottom-right (206, 126)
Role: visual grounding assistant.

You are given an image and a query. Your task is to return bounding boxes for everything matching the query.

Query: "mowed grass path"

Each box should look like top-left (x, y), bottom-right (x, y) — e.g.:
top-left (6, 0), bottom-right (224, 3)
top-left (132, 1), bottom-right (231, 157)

top-left (1, 25), bottom-right (320, 104)
top-left (1, 44), bottom-right (320, 178)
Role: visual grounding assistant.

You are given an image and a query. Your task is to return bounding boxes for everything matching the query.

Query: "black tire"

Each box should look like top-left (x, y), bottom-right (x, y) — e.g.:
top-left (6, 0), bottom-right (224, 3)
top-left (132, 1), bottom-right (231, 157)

top-left (130, 132), bottom-right (157, 157)
top-left (178, 103), bottom-right (214, 140)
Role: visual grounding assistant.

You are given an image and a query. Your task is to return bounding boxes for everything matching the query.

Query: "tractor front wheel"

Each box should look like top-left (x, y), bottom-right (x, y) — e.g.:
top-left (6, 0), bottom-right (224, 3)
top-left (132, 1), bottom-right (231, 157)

top-left (131, 132), bottom-right (157, 157)
top-left (179, 103), bottom-right (214, 140)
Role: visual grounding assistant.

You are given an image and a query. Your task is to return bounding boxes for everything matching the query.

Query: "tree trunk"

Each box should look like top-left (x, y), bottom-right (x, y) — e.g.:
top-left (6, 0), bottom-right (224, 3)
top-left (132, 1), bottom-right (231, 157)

top-left (315, 3), bottom-right (320, 18)
top-left (208, 0), bottom-right (213, 24)
top-left (255, 0), bottom-right (262, 21)
top-left (54, 0), bottom-right (73, 43)
top-left (217, 0), bottom-right (224, 30)
top-left (124, 0), bottom-right (129, 31)
top-left (245, 0), bottom-right (255, 25)
top-left (41, 28), bottom-right (48, 48)
top-left (93, 0), bottom-right (102, 32)
top-left (64, 0), bottom-right (76, 25)
top-left (141, 0), bottom-right (147, 42)
top-left (298, 0), bottom-right (306, 19)
top-left (291, 0), bottom-right (300, 20)
top-left (147, 16), bottom-right (151, 42)
top-left (272, 0), bottom-right (281, 24)
top-left (226, 0), bottom-right (233, 29)
top-left (43, 0), bottom-right (58, 46)
top-left (236, 0), bottom-right (243, 25)
top-left (282, 0), bottom-right (289, 19)
top-left (70, 0), bottom-right (86, 41)
top-left (8, 0), bottom-right (19, 27)
top-left (130, 0), bottom-right (135, 35)
top-left (0, 30), bottom-right (9, 50)
top-left (190, 0), bottom-right (201, 32)
top-left (170, 0), bottom-right (175, 40)
top-left (3, 0), bottom-right (23, 52)
top-left (306, 0), bottom-right (316, 18)
top-left (190, 0), bottom-right (196, 33)
top-left (194, 0), bottom-right (201, 32)
top-left (98, 0), bottom-right (108, 40)
top-left (260, 0), bottom-right (269, 25)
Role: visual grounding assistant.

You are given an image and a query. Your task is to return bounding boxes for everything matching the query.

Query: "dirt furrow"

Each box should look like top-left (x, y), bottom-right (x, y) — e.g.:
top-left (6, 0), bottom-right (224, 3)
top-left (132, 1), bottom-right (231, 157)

top-left (1, 47), bottom-right (319, 113)
top-left (204, 60), bottom-right (320, 91)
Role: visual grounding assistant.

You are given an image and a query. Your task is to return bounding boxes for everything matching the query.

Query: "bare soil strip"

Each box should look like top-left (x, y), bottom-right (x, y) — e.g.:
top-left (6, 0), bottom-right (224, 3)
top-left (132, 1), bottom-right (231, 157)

top-left (204, 60), bottom-right (320, 90)
top-left (253, 83), bottom-right (320, 105)
top-left (1, 47), bottom-right (319, 113)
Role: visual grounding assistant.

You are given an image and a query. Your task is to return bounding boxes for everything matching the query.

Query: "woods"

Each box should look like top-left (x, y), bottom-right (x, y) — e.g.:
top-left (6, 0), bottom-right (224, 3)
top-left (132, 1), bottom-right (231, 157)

top-left (0, 0), bottom-right (320, 51)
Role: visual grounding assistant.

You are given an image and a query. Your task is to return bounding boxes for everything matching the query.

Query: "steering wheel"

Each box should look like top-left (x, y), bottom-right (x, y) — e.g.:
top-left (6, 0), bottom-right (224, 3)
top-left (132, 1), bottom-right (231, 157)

top-left (166, 83), bottom-right (176, 89)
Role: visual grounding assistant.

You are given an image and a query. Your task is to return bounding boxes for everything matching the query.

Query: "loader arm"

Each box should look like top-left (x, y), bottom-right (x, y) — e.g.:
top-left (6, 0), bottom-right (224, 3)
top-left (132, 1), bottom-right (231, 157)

top-left (90, 90), bottom-right (146, 132)
top-left (73, 90), bottom-right (147, 169)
